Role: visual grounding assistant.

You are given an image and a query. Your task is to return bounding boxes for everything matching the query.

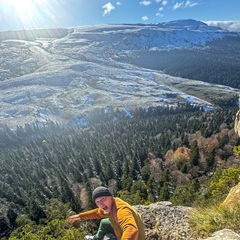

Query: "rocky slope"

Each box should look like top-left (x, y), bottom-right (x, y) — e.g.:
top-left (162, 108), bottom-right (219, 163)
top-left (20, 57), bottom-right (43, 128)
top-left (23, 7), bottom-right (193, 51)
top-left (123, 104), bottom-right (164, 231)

top-left (135, 201), bottom-right (240, 240)
top-left (134, 181), bottom-right (240, 240)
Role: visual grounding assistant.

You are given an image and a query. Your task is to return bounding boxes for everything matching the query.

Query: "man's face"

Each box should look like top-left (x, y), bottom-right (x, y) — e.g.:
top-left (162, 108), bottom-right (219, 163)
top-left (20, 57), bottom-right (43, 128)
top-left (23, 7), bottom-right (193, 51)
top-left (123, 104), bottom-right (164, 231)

top-left (95, 196), bottom-right (113, 213)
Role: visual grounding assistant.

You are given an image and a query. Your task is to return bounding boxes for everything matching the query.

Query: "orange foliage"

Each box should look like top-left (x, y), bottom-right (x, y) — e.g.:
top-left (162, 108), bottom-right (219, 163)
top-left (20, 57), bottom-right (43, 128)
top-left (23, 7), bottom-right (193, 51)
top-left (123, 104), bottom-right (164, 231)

top-left (204, 138), bottom-right (219, 153)
top-left (173, 147), bottom-right (191, 163)
top-left (165, 149), bottom-right (174, 160)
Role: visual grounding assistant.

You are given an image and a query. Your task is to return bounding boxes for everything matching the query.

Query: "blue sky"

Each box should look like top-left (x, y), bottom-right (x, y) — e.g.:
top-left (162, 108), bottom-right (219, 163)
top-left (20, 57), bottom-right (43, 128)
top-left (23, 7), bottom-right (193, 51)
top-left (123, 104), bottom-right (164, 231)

top-left (0, 0), bottom-right (240, 31)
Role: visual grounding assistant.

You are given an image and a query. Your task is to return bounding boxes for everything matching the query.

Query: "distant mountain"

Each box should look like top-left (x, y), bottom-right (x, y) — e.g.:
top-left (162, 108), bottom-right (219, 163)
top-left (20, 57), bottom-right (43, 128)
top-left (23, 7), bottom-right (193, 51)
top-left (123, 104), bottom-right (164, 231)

top-left (204, 20), bottom-right (240, 32)
top-left (0, 19), bottom-right (239, 129)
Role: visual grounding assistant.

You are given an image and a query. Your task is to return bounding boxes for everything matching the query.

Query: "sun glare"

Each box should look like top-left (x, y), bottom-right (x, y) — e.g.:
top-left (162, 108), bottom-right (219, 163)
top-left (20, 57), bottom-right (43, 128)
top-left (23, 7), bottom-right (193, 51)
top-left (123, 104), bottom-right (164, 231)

top-left (8, 0), bottom-right (35, 16)
top-left (2, 0), bottom-right (57, 29)
top-left (2, 0), bottom-right (67, 30)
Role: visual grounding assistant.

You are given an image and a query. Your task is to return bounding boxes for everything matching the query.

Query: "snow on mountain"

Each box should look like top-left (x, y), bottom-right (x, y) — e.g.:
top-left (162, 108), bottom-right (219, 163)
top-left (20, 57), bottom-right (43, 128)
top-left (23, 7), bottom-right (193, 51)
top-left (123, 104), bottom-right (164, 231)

top-left (0, 19), bottom-right (238, 129)
top-left (204, 20), bottom-right (240, 32)
top-left (68, 20), bottom-right (226, 53)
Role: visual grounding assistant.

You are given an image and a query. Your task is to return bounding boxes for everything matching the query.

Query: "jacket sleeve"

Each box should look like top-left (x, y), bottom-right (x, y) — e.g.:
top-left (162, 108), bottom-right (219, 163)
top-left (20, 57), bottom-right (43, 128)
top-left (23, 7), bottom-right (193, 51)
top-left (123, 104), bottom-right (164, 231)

top-left (117, 206), bottom-right (139, 240)
top-left (79, 208), bottom-right (108, 220)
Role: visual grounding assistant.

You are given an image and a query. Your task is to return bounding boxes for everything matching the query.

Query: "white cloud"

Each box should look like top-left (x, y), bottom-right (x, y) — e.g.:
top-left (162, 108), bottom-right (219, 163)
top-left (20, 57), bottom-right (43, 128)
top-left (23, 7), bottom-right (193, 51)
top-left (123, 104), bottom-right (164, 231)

top-left (158, 7), bottom-right (163, 11)
top-left (204, 21), bottom-right (240, 32)
top-left (173, 2), bottom-right (184, 9)
top-left (140, 1), bottom-right (152, 6)
top-left (173, 0), bottom-right (198, 10)
top-left (116, 2), bottom-right (122, 5)
top-left (142, 16), bottom-right (148, 21)
top-left (155, 0), bottom-right (167, 3)
top-left (156, 12), bottom-right (164, 17)
top-left (185, 0), bottom-right (198, 7)
top-left (162, 0), bottom-right (168, 6)
top-left (102, 2), bottom-right (115, 15)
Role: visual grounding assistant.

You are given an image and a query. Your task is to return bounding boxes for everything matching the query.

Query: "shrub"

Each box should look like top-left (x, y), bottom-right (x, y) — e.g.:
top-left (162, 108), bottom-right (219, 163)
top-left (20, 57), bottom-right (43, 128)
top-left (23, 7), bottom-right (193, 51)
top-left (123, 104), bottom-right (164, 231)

top-left (208, 168), bottom-right (240, 202)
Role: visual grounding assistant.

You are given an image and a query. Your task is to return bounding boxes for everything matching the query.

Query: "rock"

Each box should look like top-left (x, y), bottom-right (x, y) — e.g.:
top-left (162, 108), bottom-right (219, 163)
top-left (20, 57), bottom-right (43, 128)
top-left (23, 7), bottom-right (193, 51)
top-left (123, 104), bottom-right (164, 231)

top-left (221, 182), bottom-right (240, 207)
top-left (234, 110), bottom-right (240, 137)
top-left (204, 229), bottom-right (240, 240)
top-left (134, 201), bottom-right (198, 240)
top-left (134, 202), bottom-right (240, 240)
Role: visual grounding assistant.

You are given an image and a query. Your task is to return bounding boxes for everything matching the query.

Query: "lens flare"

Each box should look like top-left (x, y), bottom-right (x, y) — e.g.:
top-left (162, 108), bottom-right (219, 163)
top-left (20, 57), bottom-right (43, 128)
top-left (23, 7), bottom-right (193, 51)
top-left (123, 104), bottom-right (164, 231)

top-left (1, 0), bottom-right (65, 30)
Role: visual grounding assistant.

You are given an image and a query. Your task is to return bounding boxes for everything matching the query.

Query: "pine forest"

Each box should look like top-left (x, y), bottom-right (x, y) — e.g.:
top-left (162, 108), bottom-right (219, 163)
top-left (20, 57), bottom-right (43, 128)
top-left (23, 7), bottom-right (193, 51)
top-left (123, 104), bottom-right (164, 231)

top-left (1, 96), bottom-right (240, 239)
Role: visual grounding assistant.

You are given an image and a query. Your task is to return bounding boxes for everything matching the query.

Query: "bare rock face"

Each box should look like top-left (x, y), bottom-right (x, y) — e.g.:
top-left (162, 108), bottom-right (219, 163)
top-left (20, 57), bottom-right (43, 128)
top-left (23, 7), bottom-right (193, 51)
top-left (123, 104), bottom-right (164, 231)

top-left (221, 182), bottom-right (240, 207)
top-left (134, 201), bottom-right (198, 240)
top-left (134, 201), bottom-right (240, 240)
top-left (234, 110), bottom-right (240, 137)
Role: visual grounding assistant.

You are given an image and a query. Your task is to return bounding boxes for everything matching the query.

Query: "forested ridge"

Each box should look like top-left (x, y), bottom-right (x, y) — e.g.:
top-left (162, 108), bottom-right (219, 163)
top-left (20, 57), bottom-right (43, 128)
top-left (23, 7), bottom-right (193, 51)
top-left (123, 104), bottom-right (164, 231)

top-left (120, 36), bottom-right (240, 89)
top-left (1, 99), bottom-right (240, 239)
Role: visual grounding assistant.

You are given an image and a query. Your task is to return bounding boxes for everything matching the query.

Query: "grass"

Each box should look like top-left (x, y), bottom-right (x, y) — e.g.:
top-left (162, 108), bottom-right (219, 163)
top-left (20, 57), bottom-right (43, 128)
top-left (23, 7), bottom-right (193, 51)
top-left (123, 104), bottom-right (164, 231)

top-left (171, 81), bottom-right (236, 105)
top-left (189, 203), bottom-right (240, 238)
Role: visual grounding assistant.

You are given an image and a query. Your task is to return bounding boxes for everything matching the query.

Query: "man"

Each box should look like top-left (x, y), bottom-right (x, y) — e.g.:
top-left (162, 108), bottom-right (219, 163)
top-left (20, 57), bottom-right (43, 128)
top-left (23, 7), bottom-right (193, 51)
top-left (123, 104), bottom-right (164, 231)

top-left (68, 186), bottom-right (145, 240)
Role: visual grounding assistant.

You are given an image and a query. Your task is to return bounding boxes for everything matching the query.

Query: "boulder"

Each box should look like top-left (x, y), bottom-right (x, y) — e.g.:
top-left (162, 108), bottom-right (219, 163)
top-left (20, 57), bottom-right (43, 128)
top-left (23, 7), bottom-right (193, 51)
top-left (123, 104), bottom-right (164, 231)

top-left (204, 229), bottom-right (240, 240)
top-left (221, 182), bottom-right (240, 207)
top-left (134, 201), bottom-right (198, 240)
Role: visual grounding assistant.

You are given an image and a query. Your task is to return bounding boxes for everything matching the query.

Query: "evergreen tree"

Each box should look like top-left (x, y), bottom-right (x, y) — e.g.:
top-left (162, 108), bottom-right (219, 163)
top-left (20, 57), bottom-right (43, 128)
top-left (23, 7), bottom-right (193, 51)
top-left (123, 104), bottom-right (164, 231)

top-left (206, 149), bottom-right (216, 169)
top-left (190, 141), bottom-right (200, 166)
top-left (159, 182), bottom-right (169, 201)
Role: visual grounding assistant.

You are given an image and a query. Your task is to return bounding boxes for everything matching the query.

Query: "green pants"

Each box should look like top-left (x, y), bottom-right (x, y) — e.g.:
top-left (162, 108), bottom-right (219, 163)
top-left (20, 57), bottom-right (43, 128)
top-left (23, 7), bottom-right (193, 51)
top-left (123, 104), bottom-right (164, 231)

top-left (96, 218), bottom-right (117, 240)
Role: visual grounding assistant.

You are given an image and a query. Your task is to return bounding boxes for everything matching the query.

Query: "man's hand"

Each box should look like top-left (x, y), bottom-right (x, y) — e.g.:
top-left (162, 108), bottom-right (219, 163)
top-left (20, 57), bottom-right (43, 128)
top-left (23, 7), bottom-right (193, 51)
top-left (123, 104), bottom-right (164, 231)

top-left (67, 214), bottom-right (80, 223)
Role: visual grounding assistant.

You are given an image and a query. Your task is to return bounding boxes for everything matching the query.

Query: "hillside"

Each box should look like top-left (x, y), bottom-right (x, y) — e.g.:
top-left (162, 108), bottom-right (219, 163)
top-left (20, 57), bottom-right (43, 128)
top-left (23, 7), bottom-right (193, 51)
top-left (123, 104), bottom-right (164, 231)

top-left (0, 19), bottom-right (239, 129)
top-left (1, 19), bottom-right (240, 239)
top-left (1, 104), bottom-right (240, 239)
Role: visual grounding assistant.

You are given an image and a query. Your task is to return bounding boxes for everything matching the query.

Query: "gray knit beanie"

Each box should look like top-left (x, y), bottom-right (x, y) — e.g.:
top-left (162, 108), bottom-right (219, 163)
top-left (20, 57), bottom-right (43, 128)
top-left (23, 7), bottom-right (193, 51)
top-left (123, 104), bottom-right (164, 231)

top-left (92, 186), bottom-right (112, 202)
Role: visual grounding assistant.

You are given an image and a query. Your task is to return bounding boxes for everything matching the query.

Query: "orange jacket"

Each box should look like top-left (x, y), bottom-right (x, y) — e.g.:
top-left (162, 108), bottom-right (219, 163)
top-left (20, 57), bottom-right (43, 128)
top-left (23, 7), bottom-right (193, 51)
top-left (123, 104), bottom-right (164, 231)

top-left (78, 197), bottom-right (145, 240)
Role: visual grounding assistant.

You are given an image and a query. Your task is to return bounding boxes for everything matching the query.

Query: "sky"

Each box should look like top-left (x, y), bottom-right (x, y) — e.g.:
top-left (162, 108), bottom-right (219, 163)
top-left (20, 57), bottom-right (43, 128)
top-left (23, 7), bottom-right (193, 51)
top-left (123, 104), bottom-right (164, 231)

top-left (0, 0), bottom-right (240, 31)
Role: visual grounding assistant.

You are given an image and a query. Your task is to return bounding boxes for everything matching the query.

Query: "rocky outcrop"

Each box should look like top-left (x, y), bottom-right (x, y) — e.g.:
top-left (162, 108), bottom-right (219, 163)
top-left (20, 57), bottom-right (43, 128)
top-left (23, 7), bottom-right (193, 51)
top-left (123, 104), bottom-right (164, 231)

top-left (221, 181), bottom-right (240, 207)
top-left (234, 110), bottom-right (240, 137)
top-left (134, 201), bottom-right (198, 240)
top-left (134, 201), bottom-right (240, 240)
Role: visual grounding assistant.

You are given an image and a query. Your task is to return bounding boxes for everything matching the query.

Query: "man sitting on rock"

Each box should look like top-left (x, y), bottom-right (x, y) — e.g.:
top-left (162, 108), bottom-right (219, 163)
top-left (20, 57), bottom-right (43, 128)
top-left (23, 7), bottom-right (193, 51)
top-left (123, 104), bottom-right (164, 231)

top-left (68, 186), bottom-right (145, 240)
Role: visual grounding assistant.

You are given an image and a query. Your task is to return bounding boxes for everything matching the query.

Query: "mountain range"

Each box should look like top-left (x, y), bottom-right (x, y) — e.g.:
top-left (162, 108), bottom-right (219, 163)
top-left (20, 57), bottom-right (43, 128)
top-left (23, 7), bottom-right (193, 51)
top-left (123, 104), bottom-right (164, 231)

top-left (0, 19), bottom-right (239, 129)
